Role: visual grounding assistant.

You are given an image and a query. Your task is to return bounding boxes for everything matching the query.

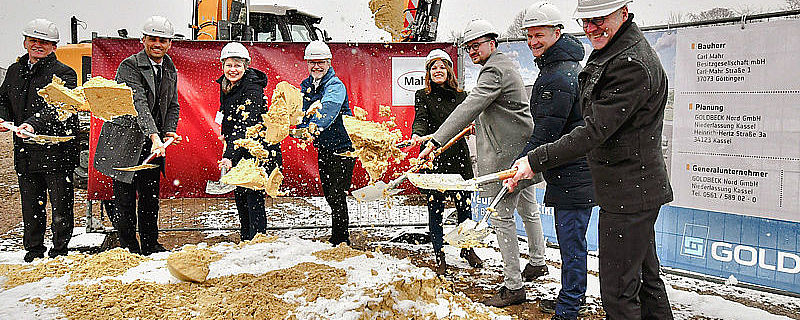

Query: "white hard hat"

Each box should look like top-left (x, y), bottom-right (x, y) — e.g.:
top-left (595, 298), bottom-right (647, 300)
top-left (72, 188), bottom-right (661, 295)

top-left (461, 19), bottom-right (499, 44)
top-left (142, 15), bottom-right (175, 38)
top-left (304, 41), bottom-right (332, 60)
top-left (23, 19), bottom-right (59, 43)
top-left (220, 42), bottom-right (250, 62)
top-left (574, 0), bottom-right (632, 19)
top-left (520, 2), bottom-right (564, 29)
top-left (425, 49), bottom-right (452, 66)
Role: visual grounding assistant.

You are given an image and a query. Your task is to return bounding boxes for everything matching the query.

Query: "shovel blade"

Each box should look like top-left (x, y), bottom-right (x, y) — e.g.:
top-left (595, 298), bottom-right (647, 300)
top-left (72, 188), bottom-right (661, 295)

top-left (444, 219), bottom-right (491, 248)
top-left (113, 164), bottom-right (159, 172)
top-left (205, 181), bottom-right (235, 194)
top-left (352, 181), bottom-right (401, 202)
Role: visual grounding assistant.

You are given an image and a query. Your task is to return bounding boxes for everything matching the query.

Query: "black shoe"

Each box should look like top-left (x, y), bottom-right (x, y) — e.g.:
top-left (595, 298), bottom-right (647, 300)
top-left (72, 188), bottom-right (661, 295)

top-left (24, 251), bottom-right (44, 263)
top-left (540, 298), bottom-right (591, 317)
top-left (434, 251), bottom-right (447, 275)
top-left (460, 248), bottom-right (483, 268)
top-left (522, 263), bottom-right (548, 281)
top-left (539, 299), bottom-right (557, 314)
top-left (329, 237), bottom-right (351, 247)
top-left (142, 243), bottom-right (168, 256)
top-left (48, 249), bottom-right (68, 259)
top-left (482, 286), bottom-right (526, 307)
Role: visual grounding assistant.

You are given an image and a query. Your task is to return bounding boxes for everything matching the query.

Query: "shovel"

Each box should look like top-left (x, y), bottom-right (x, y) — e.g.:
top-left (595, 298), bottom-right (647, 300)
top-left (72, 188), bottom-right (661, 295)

top-left (114, 136), bottom-right (175, 172)
top-left (443, 185), bottom-right (508, 248)
top-left (395, 134), bottom-right (432, 148)
top-left (406, 168), bottom-right (517, 191)
top-left (206, 167), bottom-right (236, 194)
top-left (352, 124), bottom-right (474, 202)
top-left (0, 121), bottom-right (74, 145)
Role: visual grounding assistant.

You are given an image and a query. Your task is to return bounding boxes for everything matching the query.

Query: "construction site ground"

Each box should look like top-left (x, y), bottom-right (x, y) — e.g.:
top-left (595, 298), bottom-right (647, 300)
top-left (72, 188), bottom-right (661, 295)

top-left (0, 133), bottom-right (798, 319)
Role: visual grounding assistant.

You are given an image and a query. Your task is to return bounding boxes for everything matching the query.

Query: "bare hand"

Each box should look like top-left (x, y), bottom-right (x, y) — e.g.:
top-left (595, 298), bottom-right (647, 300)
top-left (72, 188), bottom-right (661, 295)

top-left (218, 158), bottom-right (233, 170)
top-left (409, 134), bottom-right (423, 147)
top-left (0, 119), bottom-right (8, 132)
top-left (150, 134), bottom-right (166, 157)
top-left (503, 157), bottom-right (536, 192)
top-left (418, 141), bottom-right (437, 160)
top-left (16, 123), bottom-right (35, 139)
top-left (165, 132), bottom-right (181, 145)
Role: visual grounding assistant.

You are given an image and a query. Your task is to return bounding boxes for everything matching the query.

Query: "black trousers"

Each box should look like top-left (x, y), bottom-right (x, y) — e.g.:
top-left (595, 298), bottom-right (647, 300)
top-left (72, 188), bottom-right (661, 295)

top-left (598, 207), bottom-right (673, 320)
top-left (18, 170), bottom-right (74, 254)
top-left (234, 187), bottom-right (266, 241)
top-left (112, 167), bottom-right (161, 254)
top-left (317, 149), bottom-right (355, 245)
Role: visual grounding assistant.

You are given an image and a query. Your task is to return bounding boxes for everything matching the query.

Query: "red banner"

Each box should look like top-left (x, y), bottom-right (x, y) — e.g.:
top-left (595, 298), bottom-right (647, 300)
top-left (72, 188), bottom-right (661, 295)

top-left (88, 39), bottom-right (457, 199)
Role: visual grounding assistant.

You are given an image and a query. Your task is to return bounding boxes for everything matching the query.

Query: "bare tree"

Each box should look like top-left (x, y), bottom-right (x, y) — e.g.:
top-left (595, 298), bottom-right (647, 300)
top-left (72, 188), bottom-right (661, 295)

top-left (786, 0), bottom-right (800, 10)
top-left (504, 9), bottom-right (527, 38)
top-left (667, 11), bottom-right (686, 24)
top-left (687, 7), bottom-right (736, 21)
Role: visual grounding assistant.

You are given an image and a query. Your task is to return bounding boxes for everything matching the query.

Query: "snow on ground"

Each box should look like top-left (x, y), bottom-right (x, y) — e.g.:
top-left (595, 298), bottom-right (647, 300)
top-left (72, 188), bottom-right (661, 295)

top-left (1, 197), bottom-right (797, 319)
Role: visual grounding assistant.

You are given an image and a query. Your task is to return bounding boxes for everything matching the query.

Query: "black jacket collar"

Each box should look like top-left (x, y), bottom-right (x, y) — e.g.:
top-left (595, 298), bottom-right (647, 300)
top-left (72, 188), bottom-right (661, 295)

top-left (587, 13), bottom-right (643, 65)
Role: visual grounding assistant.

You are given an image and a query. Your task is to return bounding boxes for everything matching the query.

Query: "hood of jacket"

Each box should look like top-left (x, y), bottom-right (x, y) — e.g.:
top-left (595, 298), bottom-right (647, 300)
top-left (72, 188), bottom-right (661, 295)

top-left (535, 33), bottom-right (585, 68)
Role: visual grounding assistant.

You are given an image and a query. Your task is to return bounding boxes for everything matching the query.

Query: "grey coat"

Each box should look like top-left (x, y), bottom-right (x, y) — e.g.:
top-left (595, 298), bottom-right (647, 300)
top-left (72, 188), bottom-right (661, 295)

top-left (527, 17), bottom-right (673, 213)
top-left (93, 50), bottom-right (180, 183)
top-left (432, 51), bottom-right (534, 196)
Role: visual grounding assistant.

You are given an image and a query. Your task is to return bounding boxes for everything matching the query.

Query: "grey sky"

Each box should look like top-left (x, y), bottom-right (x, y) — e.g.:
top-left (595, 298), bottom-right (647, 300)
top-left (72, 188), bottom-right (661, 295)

top-left (0, 0), bottom-right (790, 66)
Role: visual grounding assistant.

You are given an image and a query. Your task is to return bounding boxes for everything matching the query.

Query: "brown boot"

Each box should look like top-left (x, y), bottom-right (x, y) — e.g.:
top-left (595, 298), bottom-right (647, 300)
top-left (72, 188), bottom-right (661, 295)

top-left (460, 248), bottom-right (483, 268)
top-left (482, 286), bottom-right (527, 307)
top-left (434, 251), bottom-right (447, 275)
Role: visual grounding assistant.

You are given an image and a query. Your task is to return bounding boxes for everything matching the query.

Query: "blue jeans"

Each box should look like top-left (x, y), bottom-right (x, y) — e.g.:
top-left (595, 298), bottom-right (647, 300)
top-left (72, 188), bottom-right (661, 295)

top-left (554, 207), bottom-right (592, 319)
top-left (427, 190), bottom-right (471, 252)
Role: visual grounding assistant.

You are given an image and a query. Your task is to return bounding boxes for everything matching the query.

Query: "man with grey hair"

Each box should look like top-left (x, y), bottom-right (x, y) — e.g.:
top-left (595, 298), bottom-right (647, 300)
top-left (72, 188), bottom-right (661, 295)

top-left (0, 19), bottom-right (78, 262)
top-left (505, 0), bottom-right (674, 318)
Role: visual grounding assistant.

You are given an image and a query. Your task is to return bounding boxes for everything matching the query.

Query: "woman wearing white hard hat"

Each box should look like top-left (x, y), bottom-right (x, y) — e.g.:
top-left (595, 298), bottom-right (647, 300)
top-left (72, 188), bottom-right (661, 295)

top-left (410, 49), bottom-right (482, 274)
top-left (216, 42), bottom-right (281, 241)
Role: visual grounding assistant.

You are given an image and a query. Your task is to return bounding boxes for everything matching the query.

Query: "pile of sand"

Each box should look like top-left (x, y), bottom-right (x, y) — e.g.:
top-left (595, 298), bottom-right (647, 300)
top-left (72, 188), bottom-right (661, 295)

top-left (0, 248), bottom-right (147, 289)
top-left (312, 243), bottom-right (374, 262)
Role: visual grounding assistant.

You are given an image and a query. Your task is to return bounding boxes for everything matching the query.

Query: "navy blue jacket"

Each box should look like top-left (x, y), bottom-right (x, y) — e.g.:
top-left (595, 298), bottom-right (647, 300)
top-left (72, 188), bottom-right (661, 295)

top-left (0, 52), bottom-right (79, 173)
top-left (217, 68), bottom-right (281, 169)
top-left (299, 67), bottom-right (353, 153)
top-left (521, 34), bottom-right (594, 209)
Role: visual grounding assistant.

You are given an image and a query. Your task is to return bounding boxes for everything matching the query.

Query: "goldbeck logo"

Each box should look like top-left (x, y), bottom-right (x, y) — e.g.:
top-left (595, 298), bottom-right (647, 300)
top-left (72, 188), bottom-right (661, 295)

top-left (681, 223), bottom-right (800, 274)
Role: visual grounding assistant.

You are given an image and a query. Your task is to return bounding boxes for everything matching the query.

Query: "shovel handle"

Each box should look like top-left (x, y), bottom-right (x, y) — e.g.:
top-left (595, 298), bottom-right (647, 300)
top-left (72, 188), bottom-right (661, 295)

top-left (1, 122), bottom-right (36, 139)
top-left (141, 136), bottom-right (176, 165)
top-left (411, 124), bottom-right (474, 173)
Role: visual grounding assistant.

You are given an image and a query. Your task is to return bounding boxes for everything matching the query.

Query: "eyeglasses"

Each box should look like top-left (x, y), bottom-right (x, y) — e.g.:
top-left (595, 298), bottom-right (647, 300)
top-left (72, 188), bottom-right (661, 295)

top-left (461, 39), bottom-right (491, 52)
top-left (576, 16), bottom-right (606, 27)
top-left (307, 60), bottom-right (329, 67)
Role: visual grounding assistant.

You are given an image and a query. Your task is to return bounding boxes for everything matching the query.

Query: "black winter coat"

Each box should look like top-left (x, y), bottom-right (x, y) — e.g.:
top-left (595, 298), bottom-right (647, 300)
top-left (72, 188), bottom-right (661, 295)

top-left (527, 15), bottom-right (673, 213)
top-left (522, 34), bottom-right (594, 209)
top-left (413, 85), bottom-right (473, 180)
top-left (0, 52), bottom-right (79, 173)
top-left (217, 68), bottom-right (281, 170)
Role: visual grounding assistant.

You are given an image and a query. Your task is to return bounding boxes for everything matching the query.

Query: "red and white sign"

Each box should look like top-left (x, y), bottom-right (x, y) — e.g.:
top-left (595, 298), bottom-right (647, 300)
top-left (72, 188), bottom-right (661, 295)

top-left (88, 39), bottom-right (457, 199)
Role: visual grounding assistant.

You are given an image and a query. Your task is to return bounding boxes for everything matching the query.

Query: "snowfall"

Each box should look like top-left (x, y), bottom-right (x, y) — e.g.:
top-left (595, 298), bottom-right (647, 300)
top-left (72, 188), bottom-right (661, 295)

top-left (0, 196), bottom-right (797, 319)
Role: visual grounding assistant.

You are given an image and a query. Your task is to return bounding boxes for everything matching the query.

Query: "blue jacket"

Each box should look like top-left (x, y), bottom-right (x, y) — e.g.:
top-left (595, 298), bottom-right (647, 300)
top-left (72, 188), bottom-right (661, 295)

top-left (299, 67), bottom-right (353, 152)
top-left (522, 34), bottom-right (594, 209)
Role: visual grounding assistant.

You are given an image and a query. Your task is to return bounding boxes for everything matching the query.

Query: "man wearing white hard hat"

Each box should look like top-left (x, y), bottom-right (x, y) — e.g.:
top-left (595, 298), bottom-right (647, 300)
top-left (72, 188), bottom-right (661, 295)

top-left (94, 16), bottom-right (181, 256)
top-left (296, 41), bottom-right (356, 246)
top-left (418, 19), bottom-right (542, 307)
top-left (410, 49), bottom-right (482, 275)
top-left (505, 0), bottom-right (674, 318)
top-left (0, 18), bottom-right (79, 262)
top-left (518, 2), bottom-right (594, 319)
